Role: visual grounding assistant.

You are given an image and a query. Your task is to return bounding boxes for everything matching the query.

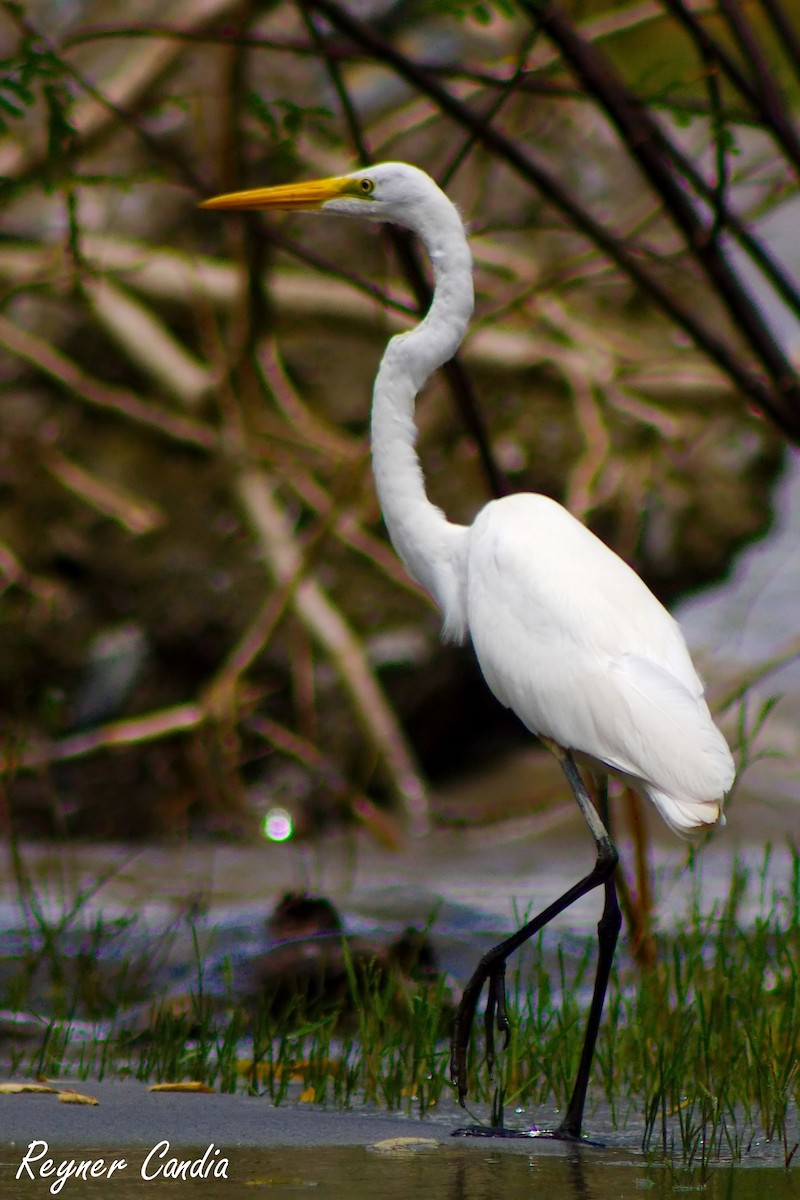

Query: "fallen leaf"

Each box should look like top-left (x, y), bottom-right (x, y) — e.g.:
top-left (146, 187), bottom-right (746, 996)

top-left (58, 1091), bottom-right (99, 1105)
top-left (367, 1137), bottom-right (440, 1154)
top-left (298, 1087), bottom-right (316, 1103)
top-left (148, 1081), bottom-right (214, 1093)
top-left (0, 1082), bottom-right (60, 1095)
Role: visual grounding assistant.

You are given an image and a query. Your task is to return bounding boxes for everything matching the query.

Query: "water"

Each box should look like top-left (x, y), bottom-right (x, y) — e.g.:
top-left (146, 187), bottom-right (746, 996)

top-left (0, 1143), bottom-right (796, 1199)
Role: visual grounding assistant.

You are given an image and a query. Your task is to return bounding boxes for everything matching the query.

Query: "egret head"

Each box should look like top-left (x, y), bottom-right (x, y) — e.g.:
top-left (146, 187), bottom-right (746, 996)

top-left (200, 162), bottom-right (456, 237)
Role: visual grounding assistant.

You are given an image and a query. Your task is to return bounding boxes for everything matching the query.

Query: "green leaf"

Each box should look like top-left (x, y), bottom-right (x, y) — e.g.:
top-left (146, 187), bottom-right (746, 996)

top-left (0, 35), bottom-right (70, 136)
top-left (245, 91), bottom-right (279, 137)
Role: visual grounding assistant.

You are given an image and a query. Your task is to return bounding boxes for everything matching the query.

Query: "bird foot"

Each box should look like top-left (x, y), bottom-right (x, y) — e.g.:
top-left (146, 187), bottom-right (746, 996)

top-left (450, 961), bottom-right (510, 1102)
top-left (451, 1123), bottom-right (604, 1147)
top-left (452, 1124), bottom-right (536, 1139)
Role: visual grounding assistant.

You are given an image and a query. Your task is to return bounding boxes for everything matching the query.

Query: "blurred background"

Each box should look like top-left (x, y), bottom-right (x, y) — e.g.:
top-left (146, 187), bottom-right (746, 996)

top-left (0, 0), bottom-right (798, 869)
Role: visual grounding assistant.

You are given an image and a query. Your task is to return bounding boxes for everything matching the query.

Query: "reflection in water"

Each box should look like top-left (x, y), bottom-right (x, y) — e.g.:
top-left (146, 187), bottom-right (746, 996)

top-left (448, 1130), bottom-right (598, 1199)
top-left (0, 1144), bottom-right (797, 1200)
top-left (567, 1151), bottom-right (597, 1200)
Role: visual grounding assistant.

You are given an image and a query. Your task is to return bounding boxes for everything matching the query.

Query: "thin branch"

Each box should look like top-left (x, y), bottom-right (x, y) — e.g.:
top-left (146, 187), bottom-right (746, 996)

top-left (647, 118), bottom-right (800, 319)
top-left (759, 0), bottom-right (800, 90)
top-left (0, 540), bottom-right (54, 602)
top-left (83, 275), bottom-right (214, 408)
top-left (204, 591), bottom-right (289, 709)
top-left (660, 0), bottom-right (800, 174)
top-left (439, 22), bottom-right (543, 191)
top-left (0, 313), bottom-right (217, 450)
top-left (275, 233), bottom-right (417, 316)
top-left (42, 448), bottom-right (165, 535)
top-left (62, 18), bottom-right (764, 127)
top-left (701, 49), bottom-right (728, 245)
top-left (296, 0), bottom-right (370, 161)
top-left (305, 0), bottom-right (800, 440)
top-left (527, 1), bottom-right (800, 437)
top-left (256, 338), bottom-right (360, 461)
top-left (716, 0), bottom-right (800, 168)
top-left (1, 704), bottom-right (204, 773)
top-left (0, 1), bottom-right (232, 192)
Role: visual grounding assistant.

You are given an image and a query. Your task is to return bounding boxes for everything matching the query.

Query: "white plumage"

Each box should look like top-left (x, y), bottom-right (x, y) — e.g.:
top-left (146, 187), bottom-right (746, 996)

top-left (467, 492), bottom-right (734, 834)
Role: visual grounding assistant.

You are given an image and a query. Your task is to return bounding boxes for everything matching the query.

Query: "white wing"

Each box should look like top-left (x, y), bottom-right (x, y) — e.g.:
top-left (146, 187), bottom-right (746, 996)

top-left (466, 494), bottom-right (734, 834)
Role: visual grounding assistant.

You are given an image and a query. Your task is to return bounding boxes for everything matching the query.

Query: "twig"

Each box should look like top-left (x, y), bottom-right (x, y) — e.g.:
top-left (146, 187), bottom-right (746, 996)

top-left (646, 120), bottom-right (800, 319)
top-left (759, 0), bottom-right (800, 90)
top-left (304, 0), bottom-right (799, 441)
top-left (204, 591), bottom-right (289, 710)
top-left (256, 338), bottom-right (360, 461)
top-left (0, 314), bottom-right (217, 450)
top-left (275, 460), bottom-right (424, 597)
top-left (700, 47), bottom-right (728, 246)
top-left (717, 0), bottom-right (787, 112)
top-left (439, 20), bottom-right (542, 191)
top-left (660, 0), bottom-right (800, 173)
top-left (717, 0), bottom-right (800, 171)
top-left (42, 449), bottom-right (165, 535)
top-left (63, 11), bottom-right (764, 127)
top-left (0, 540), bottom-right (38, 596)
top-left (83, 275), bottom-right (213, 408)
top-left (274, 233), bottom-right (417, 316)
top-left (0, 0), bottom-right (238, 189)
top-left (0, 703), bottom-right (204, 773)
top-left (527, 1), bottom-right (800, 437)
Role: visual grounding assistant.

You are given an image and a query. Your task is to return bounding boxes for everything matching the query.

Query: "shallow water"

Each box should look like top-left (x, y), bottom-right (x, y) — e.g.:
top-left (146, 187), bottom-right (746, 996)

top-left (1, 1143), bottom-right (797, 1200)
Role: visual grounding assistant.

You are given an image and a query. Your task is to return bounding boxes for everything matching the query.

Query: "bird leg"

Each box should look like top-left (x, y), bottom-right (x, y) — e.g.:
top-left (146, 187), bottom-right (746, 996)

top-left (450, 743), bottom-right (621, 1142)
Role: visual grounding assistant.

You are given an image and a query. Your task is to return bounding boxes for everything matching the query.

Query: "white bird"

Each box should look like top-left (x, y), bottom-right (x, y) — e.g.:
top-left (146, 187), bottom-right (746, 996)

top-left (201, 163), bottom-right (735, 1141)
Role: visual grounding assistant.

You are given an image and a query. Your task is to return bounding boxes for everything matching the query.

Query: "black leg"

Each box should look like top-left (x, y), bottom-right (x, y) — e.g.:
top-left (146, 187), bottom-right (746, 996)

top-left (553, 873), bottom-right (621, 1139)
top-left (450, 744), bottom-right (620, 1142)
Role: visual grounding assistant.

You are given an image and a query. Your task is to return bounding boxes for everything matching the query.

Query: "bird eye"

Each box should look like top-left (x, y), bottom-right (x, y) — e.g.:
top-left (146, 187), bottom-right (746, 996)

top-left (359, 178), bottom-right (375, 195)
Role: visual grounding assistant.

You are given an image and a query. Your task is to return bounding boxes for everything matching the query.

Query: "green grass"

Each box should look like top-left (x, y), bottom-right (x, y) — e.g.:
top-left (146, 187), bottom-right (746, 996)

top-left (2, 846), bottom-right (798, 1168)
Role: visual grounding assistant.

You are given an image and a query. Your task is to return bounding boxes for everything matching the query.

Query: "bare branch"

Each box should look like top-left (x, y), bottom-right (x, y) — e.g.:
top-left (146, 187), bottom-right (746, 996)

top-left (304, 0), bottom-right (799, 440)
top-left (0, 313), bottom-right (218, 450)
top-left (526, 1), bottom-right (800, 437)
top-left (1, 704), bottom-right (204, 773)
top-left (42, 449), bottom-right (166, 535)
top-left (660, 0), bottom-right (800, 173)
top-left (759, 0), bottom-right (800, 91)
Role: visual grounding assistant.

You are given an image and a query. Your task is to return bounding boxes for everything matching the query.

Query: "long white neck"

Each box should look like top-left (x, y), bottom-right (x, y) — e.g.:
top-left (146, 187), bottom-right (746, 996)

top-left (370, 193), bottom-right (473, 643)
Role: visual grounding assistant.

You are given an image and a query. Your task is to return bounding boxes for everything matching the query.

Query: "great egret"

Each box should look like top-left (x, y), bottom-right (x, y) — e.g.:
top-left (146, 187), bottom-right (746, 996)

top-left (201, 163), bottom-right (735, 1140)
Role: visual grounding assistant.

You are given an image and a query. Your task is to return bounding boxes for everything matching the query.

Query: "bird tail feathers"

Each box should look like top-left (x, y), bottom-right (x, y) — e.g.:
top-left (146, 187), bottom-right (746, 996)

top-left (646, 786), bottom-right (725, 839)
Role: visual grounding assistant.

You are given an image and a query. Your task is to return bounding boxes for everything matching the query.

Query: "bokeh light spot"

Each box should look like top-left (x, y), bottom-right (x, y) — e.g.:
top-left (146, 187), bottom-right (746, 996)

top-left (263, 806), bottom-right (293, 842)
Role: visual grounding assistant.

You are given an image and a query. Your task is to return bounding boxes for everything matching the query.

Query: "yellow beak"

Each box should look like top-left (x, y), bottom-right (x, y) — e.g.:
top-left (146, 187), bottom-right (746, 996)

top-left (199, 175), bottom-right (351, 212)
